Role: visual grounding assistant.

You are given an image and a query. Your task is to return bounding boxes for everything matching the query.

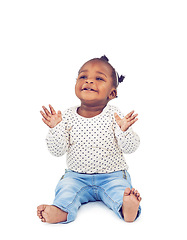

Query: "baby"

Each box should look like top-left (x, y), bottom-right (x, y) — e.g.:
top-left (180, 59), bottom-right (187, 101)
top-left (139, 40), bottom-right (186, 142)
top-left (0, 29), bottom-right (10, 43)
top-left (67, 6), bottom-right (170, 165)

top-left (37, 55), bottom-right (142, 224)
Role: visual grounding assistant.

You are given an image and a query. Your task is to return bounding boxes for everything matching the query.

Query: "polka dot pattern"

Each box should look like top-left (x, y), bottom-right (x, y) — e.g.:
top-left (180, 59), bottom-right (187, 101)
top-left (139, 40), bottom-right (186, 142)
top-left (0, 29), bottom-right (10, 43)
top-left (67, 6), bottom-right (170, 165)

top-left (46, 105), bottom-right (140, 173)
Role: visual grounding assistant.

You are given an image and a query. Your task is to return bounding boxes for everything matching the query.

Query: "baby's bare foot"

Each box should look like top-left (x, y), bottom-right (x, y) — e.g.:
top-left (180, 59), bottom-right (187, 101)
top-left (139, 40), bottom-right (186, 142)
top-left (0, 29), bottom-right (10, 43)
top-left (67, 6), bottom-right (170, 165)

top-left (122, 188), bottom-right (141, 222)
top-left (37, 205), bottom-right (68, 223)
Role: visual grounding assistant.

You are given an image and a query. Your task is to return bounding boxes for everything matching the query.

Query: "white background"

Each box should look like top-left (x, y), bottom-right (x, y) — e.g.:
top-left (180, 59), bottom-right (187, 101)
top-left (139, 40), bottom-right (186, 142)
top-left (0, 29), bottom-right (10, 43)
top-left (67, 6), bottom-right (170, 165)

top-left (0, 0), bottom-right (187, 239)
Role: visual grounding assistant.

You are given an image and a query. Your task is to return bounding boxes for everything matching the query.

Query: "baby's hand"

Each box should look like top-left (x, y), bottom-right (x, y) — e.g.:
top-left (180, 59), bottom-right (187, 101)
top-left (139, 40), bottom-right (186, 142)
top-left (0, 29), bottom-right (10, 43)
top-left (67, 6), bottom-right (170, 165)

top-left (114, 111), bottom-right (138, 132)
top-left (40, 104), bottom-right (62, 128)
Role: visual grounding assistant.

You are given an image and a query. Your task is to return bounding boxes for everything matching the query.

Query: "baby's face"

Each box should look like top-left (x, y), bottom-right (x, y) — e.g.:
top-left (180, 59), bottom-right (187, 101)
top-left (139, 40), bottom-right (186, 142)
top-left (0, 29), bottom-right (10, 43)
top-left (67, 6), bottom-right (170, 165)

top-left (75, 60), bottom-right (117, 107)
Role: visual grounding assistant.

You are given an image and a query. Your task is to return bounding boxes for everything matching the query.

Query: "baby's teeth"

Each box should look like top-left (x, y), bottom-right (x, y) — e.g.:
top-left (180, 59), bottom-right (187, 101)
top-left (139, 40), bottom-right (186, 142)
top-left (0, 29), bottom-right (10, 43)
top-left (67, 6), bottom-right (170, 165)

top-left (83, 88), bottom-right (93, 91)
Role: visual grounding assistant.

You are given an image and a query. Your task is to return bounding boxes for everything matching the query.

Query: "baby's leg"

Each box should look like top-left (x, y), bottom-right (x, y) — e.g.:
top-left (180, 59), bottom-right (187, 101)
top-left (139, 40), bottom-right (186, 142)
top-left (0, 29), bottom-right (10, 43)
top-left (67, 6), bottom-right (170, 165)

top-left (122, 188), bottom-right (142, 222)
top-left (37, 205), bottom-right (68, 223)
top-left (37, 170), bottom-right (97, 224)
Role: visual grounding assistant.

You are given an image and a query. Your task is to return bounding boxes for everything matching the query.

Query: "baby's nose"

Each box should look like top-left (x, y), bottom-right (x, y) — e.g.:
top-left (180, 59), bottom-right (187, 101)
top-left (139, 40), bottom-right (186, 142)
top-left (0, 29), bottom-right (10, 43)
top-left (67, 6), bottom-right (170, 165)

top-left (86, 79), bottom-right (93, 83)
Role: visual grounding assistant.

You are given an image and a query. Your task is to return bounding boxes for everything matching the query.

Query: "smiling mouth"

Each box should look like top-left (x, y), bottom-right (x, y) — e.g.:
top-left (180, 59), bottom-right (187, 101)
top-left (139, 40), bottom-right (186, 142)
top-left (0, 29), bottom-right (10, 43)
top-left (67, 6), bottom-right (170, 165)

top-left (82, 88), bottom-right (97, 92)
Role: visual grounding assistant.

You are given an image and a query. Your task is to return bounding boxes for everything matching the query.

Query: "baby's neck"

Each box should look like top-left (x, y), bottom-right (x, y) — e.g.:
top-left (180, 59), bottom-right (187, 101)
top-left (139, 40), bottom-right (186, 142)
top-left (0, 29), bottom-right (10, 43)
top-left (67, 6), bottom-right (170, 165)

top-left (77, 104), bottom-right (107, 118)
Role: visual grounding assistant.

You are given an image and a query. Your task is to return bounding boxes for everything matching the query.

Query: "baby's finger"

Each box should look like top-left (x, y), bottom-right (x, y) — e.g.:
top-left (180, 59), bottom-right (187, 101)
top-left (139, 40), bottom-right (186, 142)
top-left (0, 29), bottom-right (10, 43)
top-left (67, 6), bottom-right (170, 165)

top-left (128, 113), bottom-right (138, 122)
top-left (42, 106), bottom-right (51, 117)
top-left (40, 110), bottom-right (50, 121)
top-left (57, 110), bottom-right (62, 116)
top-left (125, 110), bottom-right (134, 119)
top-left (114, 113), bottom-right (121, 122)
top-left (49, 104), bottom-right (56, 115)
top-left (128, 118), bottom-right (138, 127)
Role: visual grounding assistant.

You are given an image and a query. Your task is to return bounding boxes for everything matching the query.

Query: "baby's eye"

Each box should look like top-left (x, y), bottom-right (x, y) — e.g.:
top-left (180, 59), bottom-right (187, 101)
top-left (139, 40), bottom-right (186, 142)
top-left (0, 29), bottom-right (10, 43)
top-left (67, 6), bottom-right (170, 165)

top-left (79, 75), bottom-right (87, 79)
top-left (96, 77), bottom-right (104, 81)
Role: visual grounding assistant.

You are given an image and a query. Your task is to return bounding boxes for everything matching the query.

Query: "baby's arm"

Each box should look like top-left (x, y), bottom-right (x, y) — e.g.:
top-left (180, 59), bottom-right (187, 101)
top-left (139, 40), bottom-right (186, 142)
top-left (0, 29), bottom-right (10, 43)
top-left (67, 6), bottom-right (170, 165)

top-left (41, 105), bottom-right (69, 157)
top-left (114, 110), bottom-right (140, 154)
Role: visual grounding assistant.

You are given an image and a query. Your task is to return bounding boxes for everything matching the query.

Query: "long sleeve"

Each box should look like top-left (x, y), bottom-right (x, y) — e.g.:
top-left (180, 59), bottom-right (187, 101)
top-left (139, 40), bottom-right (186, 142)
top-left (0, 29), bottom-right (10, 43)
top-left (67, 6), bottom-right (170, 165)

top-left (114, 124), bottom-right (140, 154)
top-left (112, 106), bottom-right (140, 154)
top-left (46, 120), bottom-right (70, 157)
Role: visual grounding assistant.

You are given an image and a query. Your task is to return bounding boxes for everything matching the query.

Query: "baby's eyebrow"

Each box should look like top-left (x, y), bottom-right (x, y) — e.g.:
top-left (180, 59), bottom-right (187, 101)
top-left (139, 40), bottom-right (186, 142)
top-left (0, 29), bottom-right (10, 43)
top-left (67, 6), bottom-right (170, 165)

top-left (79, 70), bottom-right (88, 74)
top-left (96, 71), bottom-right (107, 78)
top-left (78, 70), bottom-right (107, 78)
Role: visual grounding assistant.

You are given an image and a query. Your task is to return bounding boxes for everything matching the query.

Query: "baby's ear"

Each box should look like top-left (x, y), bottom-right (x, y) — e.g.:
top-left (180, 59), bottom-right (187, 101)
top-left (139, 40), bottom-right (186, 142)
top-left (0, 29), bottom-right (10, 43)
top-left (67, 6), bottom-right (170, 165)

top-left (109, 89), bottom-right (117, 99)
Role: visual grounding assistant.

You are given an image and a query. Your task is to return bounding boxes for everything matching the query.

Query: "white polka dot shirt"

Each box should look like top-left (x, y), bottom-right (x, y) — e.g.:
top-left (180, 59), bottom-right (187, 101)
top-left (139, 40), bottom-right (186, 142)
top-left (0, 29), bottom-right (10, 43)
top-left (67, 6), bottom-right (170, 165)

top-left (46, 104), bottom-right (140, 174)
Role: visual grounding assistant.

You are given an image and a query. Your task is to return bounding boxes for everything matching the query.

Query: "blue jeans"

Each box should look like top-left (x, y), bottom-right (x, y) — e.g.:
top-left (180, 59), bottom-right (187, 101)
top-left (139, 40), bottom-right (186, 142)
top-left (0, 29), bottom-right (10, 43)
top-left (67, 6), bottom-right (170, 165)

top-left (53, 169), bottom-right (141, 223)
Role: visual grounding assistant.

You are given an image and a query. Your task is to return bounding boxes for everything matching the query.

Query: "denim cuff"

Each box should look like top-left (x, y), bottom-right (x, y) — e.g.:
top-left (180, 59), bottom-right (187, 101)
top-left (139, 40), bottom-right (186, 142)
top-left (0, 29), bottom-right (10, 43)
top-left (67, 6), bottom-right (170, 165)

top-left (116, 203), bottom-right (141, 221)
top-left (52, 204), bottom-right (75, 224)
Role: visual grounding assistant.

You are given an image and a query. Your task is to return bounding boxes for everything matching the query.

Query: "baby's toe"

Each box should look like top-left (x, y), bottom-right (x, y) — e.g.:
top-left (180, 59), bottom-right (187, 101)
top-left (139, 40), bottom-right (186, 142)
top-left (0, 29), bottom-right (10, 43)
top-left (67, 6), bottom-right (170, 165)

top-left (138, 196), bottom-right (142, 202)
top-left (136, 193), bottom-right (140, 199)
top-left (124, 187), bottom-right (131, 196)
top-left (134, 190), bottom-right (139, 196)
top-left (130, 188), bottom-right (135, 194)
top-left (37, 205), bottom-right (48, 222)
top-left (37, 204), bottom-right (46, 212)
